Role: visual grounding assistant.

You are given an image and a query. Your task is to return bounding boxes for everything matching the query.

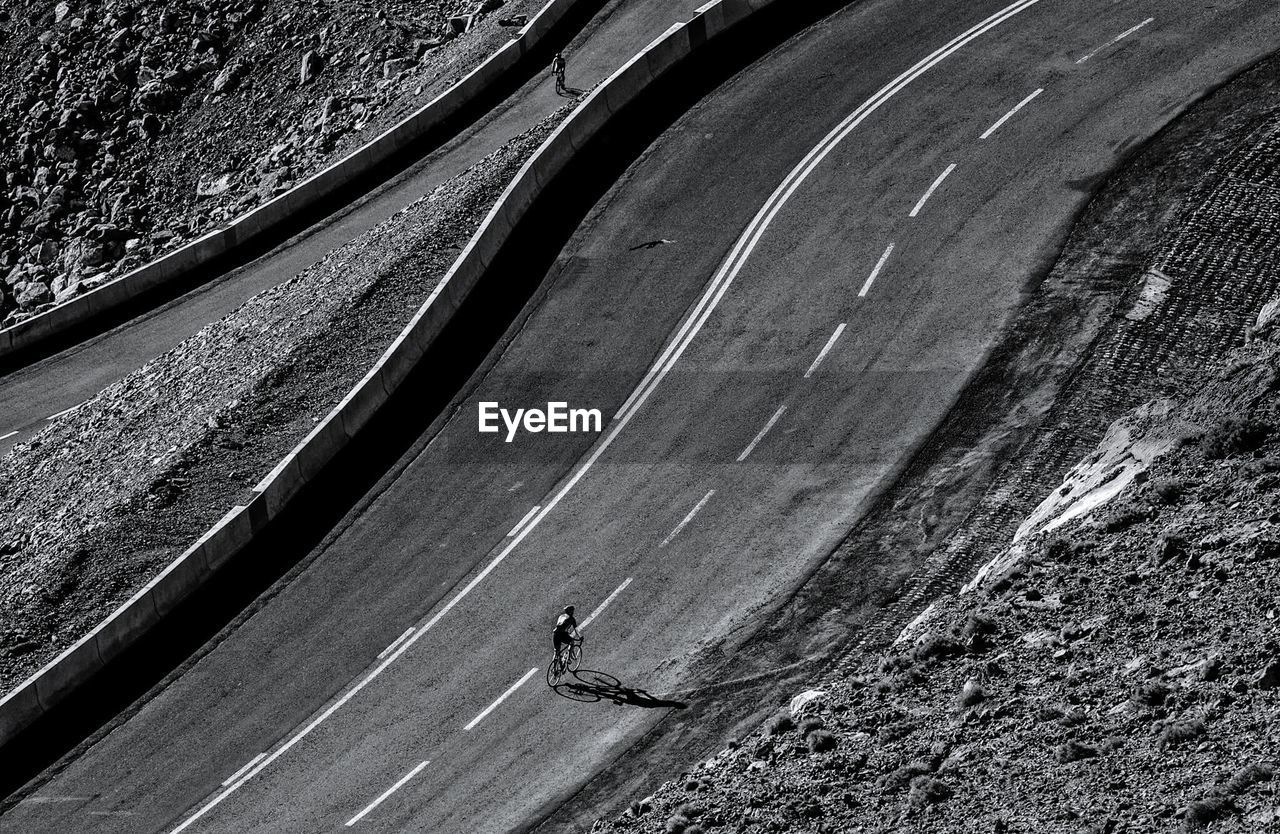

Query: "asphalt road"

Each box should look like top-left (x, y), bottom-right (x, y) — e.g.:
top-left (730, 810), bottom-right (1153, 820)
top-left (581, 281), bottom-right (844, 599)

top-left (0, 0), bottom-right (703, 454)
top-left (5, 0), bottom-right (1280, 831)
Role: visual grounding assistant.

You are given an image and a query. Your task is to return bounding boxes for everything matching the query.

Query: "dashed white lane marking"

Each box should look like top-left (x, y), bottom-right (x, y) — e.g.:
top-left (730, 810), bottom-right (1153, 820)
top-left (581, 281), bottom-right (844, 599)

top-left (614, 0), bottom-right (1044, 424)
top-left (859, 243), bottom-right (895, 298)
top-left (344, 760), bottom-right (430, 827)
top-left (506, 505), bottom-right (541, 538)
top-left (0, 430), bottom-right (17, 442)
top-left (377, 627), bottom-right (416, 660)
top-left (804, 324), bottom-right (847, 379)
top-left (581, 577), bottom-right (632, 630)
top-left (737, 405), bottom-right (788, 463)
top-left (909, 163), bottom-right (957, 217)
top-left (221, 754), bottom-right (266, 788)
top-left (463, 668), bottom-right (538, 732)
top-left (1076, 17), bottom-right (1154, 64)
top-left (660, 491), bottom-right (715, 548)
top-left (979, 87), bottom-right (1043, 140)
top-left (169, 4), bottom-right (1047, 829)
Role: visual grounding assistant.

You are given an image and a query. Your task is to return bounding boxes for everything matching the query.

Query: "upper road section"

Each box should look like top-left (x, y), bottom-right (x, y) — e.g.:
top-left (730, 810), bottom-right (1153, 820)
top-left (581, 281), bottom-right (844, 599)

top-left (0, 0), bottom-right (706, 453)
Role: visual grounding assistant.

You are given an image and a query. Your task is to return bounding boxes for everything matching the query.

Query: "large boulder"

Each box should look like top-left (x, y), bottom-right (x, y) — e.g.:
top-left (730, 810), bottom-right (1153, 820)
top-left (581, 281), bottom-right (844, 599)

top-left (137, 80), bottom-right (179, 113)
top-left (789, 689), bottom-right (826, 718)
top-left (211, 58), bottom-right (249, 95)
top-left (299, 50), bottom-right (322, 84)
top-left (382, 57), bottom-right (415, 79)
top-left (15, 281), bottom-right (51, 309)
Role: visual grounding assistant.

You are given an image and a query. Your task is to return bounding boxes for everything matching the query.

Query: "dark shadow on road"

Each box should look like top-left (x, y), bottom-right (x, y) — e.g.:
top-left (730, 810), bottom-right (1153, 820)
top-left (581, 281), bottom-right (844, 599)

top-left (553, 669), bottom-right (687, 709)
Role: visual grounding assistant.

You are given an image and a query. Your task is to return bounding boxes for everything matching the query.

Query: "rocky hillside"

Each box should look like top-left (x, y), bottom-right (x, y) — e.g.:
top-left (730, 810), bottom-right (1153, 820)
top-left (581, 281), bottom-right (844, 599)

top-left (0, 0), bottom-right (535, 326)
top-left (598, 332), bottom-right (1280, 833)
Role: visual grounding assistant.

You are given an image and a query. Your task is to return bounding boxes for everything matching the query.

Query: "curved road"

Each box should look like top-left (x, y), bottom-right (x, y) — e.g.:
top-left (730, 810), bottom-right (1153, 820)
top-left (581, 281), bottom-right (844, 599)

top-left (4, 0), bottom-right (1278, 831)
top-left (0, 0), bottom-right (703, 453)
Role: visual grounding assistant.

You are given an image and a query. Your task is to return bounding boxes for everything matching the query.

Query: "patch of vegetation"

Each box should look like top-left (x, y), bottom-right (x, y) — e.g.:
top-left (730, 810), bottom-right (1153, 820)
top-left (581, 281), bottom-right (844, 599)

top-left (1182, 796), bottom-right (1235, 831)
top-left (1149, 477), bottom-right (1186, 503)
top-left (1201, 418), bottom-right (1271, 459)
top-left (1157, 718), bottom-right (1206, 749)
top-left (765, 713), bottom-right (795, 736)
top-left (807, 730), bottom-right (837, 753)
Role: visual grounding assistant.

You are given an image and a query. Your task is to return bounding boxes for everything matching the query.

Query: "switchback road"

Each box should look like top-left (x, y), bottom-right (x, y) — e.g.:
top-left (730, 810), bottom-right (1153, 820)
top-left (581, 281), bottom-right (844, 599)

top-left (3, 0), bottom-right (1278, 831)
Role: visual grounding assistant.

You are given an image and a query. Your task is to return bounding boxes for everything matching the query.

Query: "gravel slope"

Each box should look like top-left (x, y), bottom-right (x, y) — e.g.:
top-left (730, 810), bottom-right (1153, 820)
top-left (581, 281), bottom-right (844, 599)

top-left (0, 0), bottom-right (535, 324)
top-left (0, 104), bottom-right (568, 694)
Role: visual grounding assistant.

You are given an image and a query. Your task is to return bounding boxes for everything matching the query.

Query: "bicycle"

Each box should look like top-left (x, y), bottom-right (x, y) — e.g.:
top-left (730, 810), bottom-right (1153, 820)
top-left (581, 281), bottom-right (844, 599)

top-left (546, 632), bottom-right (583, 687)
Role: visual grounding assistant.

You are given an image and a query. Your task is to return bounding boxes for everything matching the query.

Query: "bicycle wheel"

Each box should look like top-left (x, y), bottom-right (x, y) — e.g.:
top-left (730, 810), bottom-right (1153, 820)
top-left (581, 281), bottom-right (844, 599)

top-left (546, 657), bottom-right (565, 687)
top-left (567, 642), bottom-right (582, 672)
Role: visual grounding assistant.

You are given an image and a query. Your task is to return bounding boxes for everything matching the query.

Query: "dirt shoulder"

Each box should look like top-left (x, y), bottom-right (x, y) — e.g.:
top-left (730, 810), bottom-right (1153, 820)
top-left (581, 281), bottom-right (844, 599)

top-left (0, 0), bottom-right (535, 324)
top-left (596, 346), bottom-right (1280, 832)
top-left (0, 105), bottom-right (568, 695)
top-left (549, 51), bottom-right (1280, 834)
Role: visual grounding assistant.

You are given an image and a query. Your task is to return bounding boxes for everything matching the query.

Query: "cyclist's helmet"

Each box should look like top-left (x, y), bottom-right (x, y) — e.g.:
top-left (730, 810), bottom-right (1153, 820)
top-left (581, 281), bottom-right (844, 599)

top-left (563, 605), bottom-right (575, 615)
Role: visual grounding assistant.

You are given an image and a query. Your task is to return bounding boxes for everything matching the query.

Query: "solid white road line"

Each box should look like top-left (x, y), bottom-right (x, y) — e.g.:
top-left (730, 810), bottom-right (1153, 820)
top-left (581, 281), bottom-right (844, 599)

top-left (168, 5), bottom-right (1048, 828)
top-left (859, 243), bottom-right (895, 298)
top-left (580, 577), bottom-right (632, 629)
top-left (737, 405), bottom-right (788, 463)
top-left (1077, 17), bottom-right (1154, 64)
top-left (0, 430), bottom-right (17, 442)
top-left (463, 668), bottom-right (538, 732)
top-left (377, 627), bottom-right (417, 660)
top-left (804, 323), bottom-right (847, 379)
top-left (221, 754), bottom-right (266, 788)
top-left (344, 760), bottom-right (430, 827)
top-left (46, 402), bottom-right (85, 421)
top-left (660, 491), bottom-right (715, 548)
top-left (979, 87), bottom-right (1043, 140)
top-left (909, 163), bottom-right (957, 217)
top-left (507, 505), bottom-right (541, 538)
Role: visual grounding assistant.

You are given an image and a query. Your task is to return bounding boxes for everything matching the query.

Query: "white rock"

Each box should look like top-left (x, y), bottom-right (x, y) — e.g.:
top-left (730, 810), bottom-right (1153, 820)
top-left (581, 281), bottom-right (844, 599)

top-left (789, 689), bottom-right (825, 718)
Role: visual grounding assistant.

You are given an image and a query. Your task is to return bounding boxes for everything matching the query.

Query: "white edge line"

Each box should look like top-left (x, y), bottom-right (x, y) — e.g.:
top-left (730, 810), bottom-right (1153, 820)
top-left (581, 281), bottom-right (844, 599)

top-left (345, 760), bottom-right (430, 827)
top-left (736, 405), bottom-right (788, 463)
top-left (0, 430), bottom-right (17, 441)
top-left (660, 490), bottom-right (716, 548)
top-left (463, 667), bottom-right (538, 732)
top-left (377, 627), bottom-right (416, 660)
top-left (909, 163), bottom-right (957, 217)
top-left (580, 577), bottom-right (633, 630)
top-left (979, 87), bottom-right (1042, 139)
top-left (507, 505), bottom-right (541, 538)
top-left (859, 243), bottom-right (895, 298)
top-left (46, 402), bottom-right (85, 421)
top-left (220, 754), bottom-right (266, 788)
top-left (168, 4), bottom-right (1048, 828)
top-left (804, 323), bottom-right (847, 379)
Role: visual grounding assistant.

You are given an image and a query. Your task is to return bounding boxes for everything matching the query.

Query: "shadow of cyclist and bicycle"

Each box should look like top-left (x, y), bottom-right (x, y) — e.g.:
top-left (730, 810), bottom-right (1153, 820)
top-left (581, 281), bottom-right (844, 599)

top-left (550, 669), bottom-right (688, 710)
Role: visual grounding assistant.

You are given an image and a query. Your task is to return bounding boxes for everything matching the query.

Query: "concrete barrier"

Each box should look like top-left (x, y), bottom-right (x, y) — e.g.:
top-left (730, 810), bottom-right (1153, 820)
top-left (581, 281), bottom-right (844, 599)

top-left (0, 0), bottom-right (786, 752)
top-left (0, 0), bottom-right (587, 362)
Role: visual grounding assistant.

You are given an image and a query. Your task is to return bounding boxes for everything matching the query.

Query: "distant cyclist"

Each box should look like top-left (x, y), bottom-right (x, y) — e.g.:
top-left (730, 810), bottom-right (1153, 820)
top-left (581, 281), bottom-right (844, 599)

top-left (551, 51), bottom-right (567, 95)
top-left (552, 604), bottom-right (578, 657)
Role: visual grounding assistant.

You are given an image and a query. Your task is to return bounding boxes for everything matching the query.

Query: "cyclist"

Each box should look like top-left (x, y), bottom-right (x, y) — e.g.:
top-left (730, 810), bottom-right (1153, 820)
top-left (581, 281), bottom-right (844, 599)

top-left (552, 604), bottom-right (578, 658)
top-left (551, 51), bottom-right (567, 95)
